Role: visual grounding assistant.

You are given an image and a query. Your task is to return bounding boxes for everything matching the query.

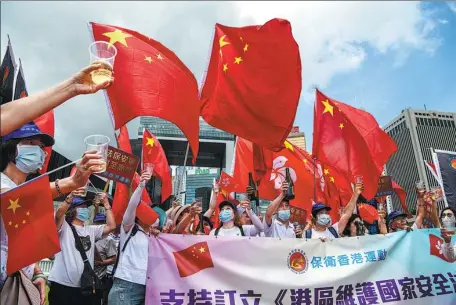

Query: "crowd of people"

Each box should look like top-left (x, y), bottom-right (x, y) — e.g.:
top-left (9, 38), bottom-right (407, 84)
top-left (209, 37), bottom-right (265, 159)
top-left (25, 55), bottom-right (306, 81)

top-left (0, 63), bottom-right (455, 305)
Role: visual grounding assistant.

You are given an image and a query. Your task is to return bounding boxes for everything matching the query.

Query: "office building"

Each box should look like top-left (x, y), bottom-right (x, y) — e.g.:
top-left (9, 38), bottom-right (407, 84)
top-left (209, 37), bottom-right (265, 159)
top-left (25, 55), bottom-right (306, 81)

top-left (384, 109), bottom-right (456, 212)
top-left (287, 126), bottom-right (306, 151)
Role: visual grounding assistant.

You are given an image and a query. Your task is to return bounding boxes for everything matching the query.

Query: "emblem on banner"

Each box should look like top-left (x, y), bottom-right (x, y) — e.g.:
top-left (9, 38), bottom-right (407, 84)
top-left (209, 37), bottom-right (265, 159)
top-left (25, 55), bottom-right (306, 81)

top-left (287, 249), bottom-right (308, 274)
top-left (449, 157), bottom-right (456, 170)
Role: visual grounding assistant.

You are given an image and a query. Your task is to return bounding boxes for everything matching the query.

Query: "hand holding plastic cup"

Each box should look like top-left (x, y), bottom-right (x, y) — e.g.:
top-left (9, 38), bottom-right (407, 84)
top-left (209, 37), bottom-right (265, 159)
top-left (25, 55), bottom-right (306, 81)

top-left (73, 184), bottom-right (88, 197)
top-left (89, 41), bottom-right (116, 85)
top-left (84, 135), bottom-right (110, 174)
top-left (430, 186), bottom-right (440, 201)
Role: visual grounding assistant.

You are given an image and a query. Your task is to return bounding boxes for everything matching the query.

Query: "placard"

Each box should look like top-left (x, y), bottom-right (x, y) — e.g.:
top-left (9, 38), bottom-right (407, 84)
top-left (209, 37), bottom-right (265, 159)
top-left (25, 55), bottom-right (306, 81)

top-left (375, 176), bottom-right (393, 197)
top-left (96, 146), bottom-right (139, 185)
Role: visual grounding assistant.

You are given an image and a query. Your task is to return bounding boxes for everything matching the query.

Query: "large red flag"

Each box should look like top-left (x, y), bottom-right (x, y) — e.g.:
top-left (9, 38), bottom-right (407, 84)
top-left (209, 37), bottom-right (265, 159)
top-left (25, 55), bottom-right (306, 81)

top-left (0, 175), bottom-right (60, 274)
top-left (142, 129), bottom-right (172, 202)
top-left (173, 241), bottom-right (214, 277)
top-left (312, 90), bottom-right (398, 199)
top-left (200, 18), bottom-right (301, 152)
top-left (392, 180), bottom-right (411, 216)
top-left (112, 126), bottom-right (158, 225)
top-left (90, 22), bottom-right (199, 163)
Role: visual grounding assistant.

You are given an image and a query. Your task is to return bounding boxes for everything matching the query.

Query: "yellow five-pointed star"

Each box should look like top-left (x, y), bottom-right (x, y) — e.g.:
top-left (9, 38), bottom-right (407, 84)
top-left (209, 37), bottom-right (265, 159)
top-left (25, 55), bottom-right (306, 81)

top-left (244, 43), bottom-right (249, 52)
top-left (15, 224), bottom-right (19, 229)
top-left (199, 247), bottom-right (206, 253)
top-left (144, 56), bottom-right (153, 64)
top-left (284, 141), bottom-right (294, 151)
top-left (219, 35), bottom-right (230, 48)
top-left (223, 64), bottom-right (228, 72)
top-left (321, 99), bottom-right (334, 116)
top-left (240, 36), bottom-right (243, 41)
top-left (234, 57), bottom-right (243, 64)
top-left (156, 53), bottom-right (164, 60)
top-left (339, 123), bottom-right (344, 129)
top-left (8, 221), bottom-right (12, 226)
top-left (303, 159), bottom-right (308, 164)
top-left (103, 29), bottom-right (132, 47)
top-left (146, 137), bottom-right (155, 147)
top-left (26, 211), bottom-right (30, 216)
top-left (22, 220), bottom-right (26, 224)
top-left (7, 198), bottom-right (21, 214)
top-left (324, 169), bottom-right (330, 175)
top-left (329, 176), bottom-right (335, 183)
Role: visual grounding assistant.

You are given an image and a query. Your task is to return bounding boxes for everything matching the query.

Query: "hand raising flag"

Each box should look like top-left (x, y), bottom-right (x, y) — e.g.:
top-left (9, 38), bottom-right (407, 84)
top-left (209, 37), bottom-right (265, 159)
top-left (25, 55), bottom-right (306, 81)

top-left (90, 22), bottom-right (200, 163)
top-left (200, 18), bottom-right (301, 151)
top-left (0, 175), bottom-right (60, 274)
top-left (312, 90), bottom-right (397, 199)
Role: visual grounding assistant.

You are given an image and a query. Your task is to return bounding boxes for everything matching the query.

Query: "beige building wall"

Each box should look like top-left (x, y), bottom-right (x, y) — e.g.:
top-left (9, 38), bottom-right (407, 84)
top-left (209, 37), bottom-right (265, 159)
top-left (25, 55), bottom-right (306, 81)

top-left (287, 132), bottom-right (306, 151)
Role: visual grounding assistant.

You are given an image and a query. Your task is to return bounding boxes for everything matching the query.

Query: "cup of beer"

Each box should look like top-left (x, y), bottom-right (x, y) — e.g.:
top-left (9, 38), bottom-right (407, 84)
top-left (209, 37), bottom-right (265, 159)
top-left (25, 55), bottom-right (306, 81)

top-left (354, 175), bottom-right (363, 184)
top-left (89, 41), bottom-right (116, 85)
top-left (143, 163), bottom-right (155, 175)
top-left (84, 135), bottom-right (110, 173)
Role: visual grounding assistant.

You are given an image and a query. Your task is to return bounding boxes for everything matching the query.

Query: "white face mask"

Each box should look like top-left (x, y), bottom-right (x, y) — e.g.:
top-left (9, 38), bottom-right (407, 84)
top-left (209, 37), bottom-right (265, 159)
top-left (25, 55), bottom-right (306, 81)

top-left (317, 214), bottom-right (331, 226)
top-left (442, 214), bottom-right (456, 228)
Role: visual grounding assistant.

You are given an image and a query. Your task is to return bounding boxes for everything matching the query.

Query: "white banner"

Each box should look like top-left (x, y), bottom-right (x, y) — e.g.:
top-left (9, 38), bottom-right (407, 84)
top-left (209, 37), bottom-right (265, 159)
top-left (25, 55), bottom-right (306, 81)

top-left (146, 229), bottom-right (455, 305)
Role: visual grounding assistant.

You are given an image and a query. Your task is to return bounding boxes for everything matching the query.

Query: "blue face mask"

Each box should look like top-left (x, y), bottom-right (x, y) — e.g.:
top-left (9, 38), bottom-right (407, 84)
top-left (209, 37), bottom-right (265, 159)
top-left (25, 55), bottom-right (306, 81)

top-left (76, 208), bottom-right (90, 222)
top-left (219, 209), bottom-right (234, 223)
top-left (15, 145), bottom-right (45, 174)
top-left (278, 209), bottom-right (291, 221)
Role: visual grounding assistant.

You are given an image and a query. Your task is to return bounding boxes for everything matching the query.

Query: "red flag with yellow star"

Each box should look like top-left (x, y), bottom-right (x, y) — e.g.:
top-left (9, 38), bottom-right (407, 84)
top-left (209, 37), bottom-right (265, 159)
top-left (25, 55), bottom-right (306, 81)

top-left (0, 175), bottom-right (60, 274)
top-left (112, 125), bottom-right (159, 225)
top-left (200, 18), bottom-right (301, 152)
top-left (142, 129), bottom-right (172, 203)
top-left (312, 90), bottom-right (398, 199)
top-left (89, 22), bottom-right (199, 164)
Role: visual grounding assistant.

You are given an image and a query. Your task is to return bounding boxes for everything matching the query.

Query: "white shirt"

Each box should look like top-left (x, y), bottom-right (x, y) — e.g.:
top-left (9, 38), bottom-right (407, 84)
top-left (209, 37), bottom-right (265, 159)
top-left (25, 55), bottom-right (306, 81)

top-left (48, 220), bottom-right (104, 287)
top-left (263, 216), bottom-right (296, 238)
top-left (114, 225), bottom-right (149, 285)
top-left (310, 222), bottom-right (340, 240)
top-left (0, 173), bottom-right (35, 285)
top-left (209, 225), bottom-right (260, 237)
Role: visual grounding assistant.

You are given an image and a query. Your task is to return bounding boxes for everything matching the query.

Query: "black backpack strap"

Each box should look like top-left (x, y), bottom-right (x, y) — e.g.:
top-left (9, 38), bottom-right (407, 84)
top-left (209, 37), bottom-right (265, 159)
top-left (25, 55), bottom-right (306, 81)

top-left (328, 226), bottom-right (339, 238)
top-left (68, 221), bottom-right (90, 264)
top-left (214, 226), bottom-right (221, 237)
top-left (305, 229), bottom-right (312, 239)
top-left (112, 224), bottom-right (139, 276)
top-left (238, 225), bottom-right (245, 236)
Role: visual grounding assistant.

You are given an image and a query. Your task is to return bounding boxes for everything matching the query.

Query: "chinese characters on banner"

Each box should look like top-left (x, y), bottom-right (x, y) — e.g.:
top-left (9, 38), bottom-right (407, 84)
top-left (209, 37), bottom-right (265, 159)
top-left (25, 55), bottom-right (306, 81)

top-left (146, 230), bottom-right (456, 305)
top-left (96, 146), bottom-right (139, 185)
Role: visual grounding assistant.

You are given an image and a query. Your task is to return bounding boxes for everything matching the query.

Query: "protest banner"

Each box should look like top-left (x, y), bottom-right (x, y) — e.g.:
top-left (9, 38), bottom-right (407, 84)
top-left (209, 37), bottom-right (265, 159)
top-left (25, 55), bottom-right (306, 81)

top-left (96, 145), bottom-right (139, 185)
top-left (376, 176), bottom-right (394, 197)
top-left (146, 229), bottom-right (455, 305)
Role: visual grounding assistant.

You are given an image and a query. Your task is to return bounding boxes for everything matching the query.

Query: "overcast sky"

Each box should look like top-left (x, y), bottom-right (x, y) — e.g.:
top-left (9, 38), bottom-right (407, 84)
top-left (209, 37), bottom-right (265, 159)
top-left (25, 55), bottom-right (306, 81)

top-left (1, 1), bottom-right (455, 161)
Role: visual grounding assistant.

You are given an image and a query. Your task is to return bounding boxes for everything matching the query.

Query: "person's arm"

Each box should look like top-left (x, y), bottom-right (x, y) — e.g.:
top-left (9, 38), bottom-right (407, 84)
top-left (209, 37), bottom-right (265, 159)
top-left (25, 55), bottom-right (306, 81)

top-left (51, 151), bottom-right (104, 198)
top-left (31, 264), bottom-right (46, 305)
top-left (204, 184), bottom-right (219, 218)
top-left (414, 194), bottom-right (426, 229)
top-left (378, 211), bottom-right (388, 234)
top-left (122, 183), bottom-right (145, 233)
top-left (173, 205), bottom-right (201, 234)
top-left (55, 193), bottom-right (74, 230)
top-left (1, 63), bottom-right (113, 136)
top-left (441, 230), bottom-right (455, 262)
top-left (430, 197), bottom-right (440, 228)
top-left (102, 193), bottom-right (116, 237)
top-left (338, 183), bottom-right (363, 234)
top-left (166, 200), bottom-right (179, 217)
top-left (265, 183), bottom-right (288, 226)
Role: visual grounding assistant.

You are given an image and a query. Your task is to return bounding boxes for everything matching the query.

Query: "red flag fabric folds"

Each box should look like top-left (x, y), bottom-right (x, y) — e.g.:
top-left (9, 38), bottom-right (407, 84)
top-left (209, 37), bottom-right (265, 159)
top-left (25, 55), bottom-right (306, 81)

top-left (0, 175), bottom-right (60, 274)
top-left (429, 234), bottom-right (450, 262)
top-left (312, 90), bottom-right (397, 199)
top-left (200, 18), bottom-right (301, 151)
top-left (142, 129), bottom-right (172, 202)
top-left (90, 22), bottom-right (199, 163)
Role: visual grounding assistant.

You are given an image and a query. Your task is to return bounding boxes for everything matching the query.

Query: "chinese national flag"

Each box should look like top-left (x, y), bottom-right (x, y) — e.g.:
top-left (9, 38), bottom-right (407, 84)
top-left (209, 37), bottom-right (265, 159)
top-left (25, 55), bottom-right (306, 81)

top-left (312, 90), bottom-right (398, 199)
top-left (11, 60), bottom-right (55, 174)
top-left (173, 241), bottom-right (214, 277)
top-left (90, 22), bottom-right (199, 163)
top-left (112, 126), bottom-right (158, 225)
top-left (0, 175), bottom-right (60, 274)
top-left (200, 18), bottom-right (301, 152)
top-left (429, 234), bottom-right (450, 262)
top-left (142, 129), bottom-right (172, 202)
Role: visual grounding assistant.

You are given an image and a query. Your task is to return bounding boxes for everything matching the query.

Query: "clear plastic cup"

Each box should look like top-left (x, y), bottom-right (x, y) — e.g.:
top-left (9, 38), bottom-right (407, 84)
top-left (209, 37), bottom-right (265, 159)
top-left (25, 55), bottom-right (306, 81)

top-left (89, 41), bottom-right (116, 85)
top-left (84, 135), bottom-right (110, 174)
top-left (354, 175), bottom-right (363, 184)
top-left (143, 163), bottom-right (155, 175)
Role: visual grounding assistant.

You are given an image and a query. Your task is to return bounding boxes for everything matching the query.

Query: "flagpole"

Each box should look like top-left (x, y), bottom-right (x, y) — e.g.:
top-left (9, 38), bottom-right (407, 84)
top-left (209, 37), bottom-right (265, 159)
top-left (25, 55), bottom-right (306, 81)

top-left (313, 157), bottom-right (317, 202)
top-left (177, 142), bottom-right (190, 202)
